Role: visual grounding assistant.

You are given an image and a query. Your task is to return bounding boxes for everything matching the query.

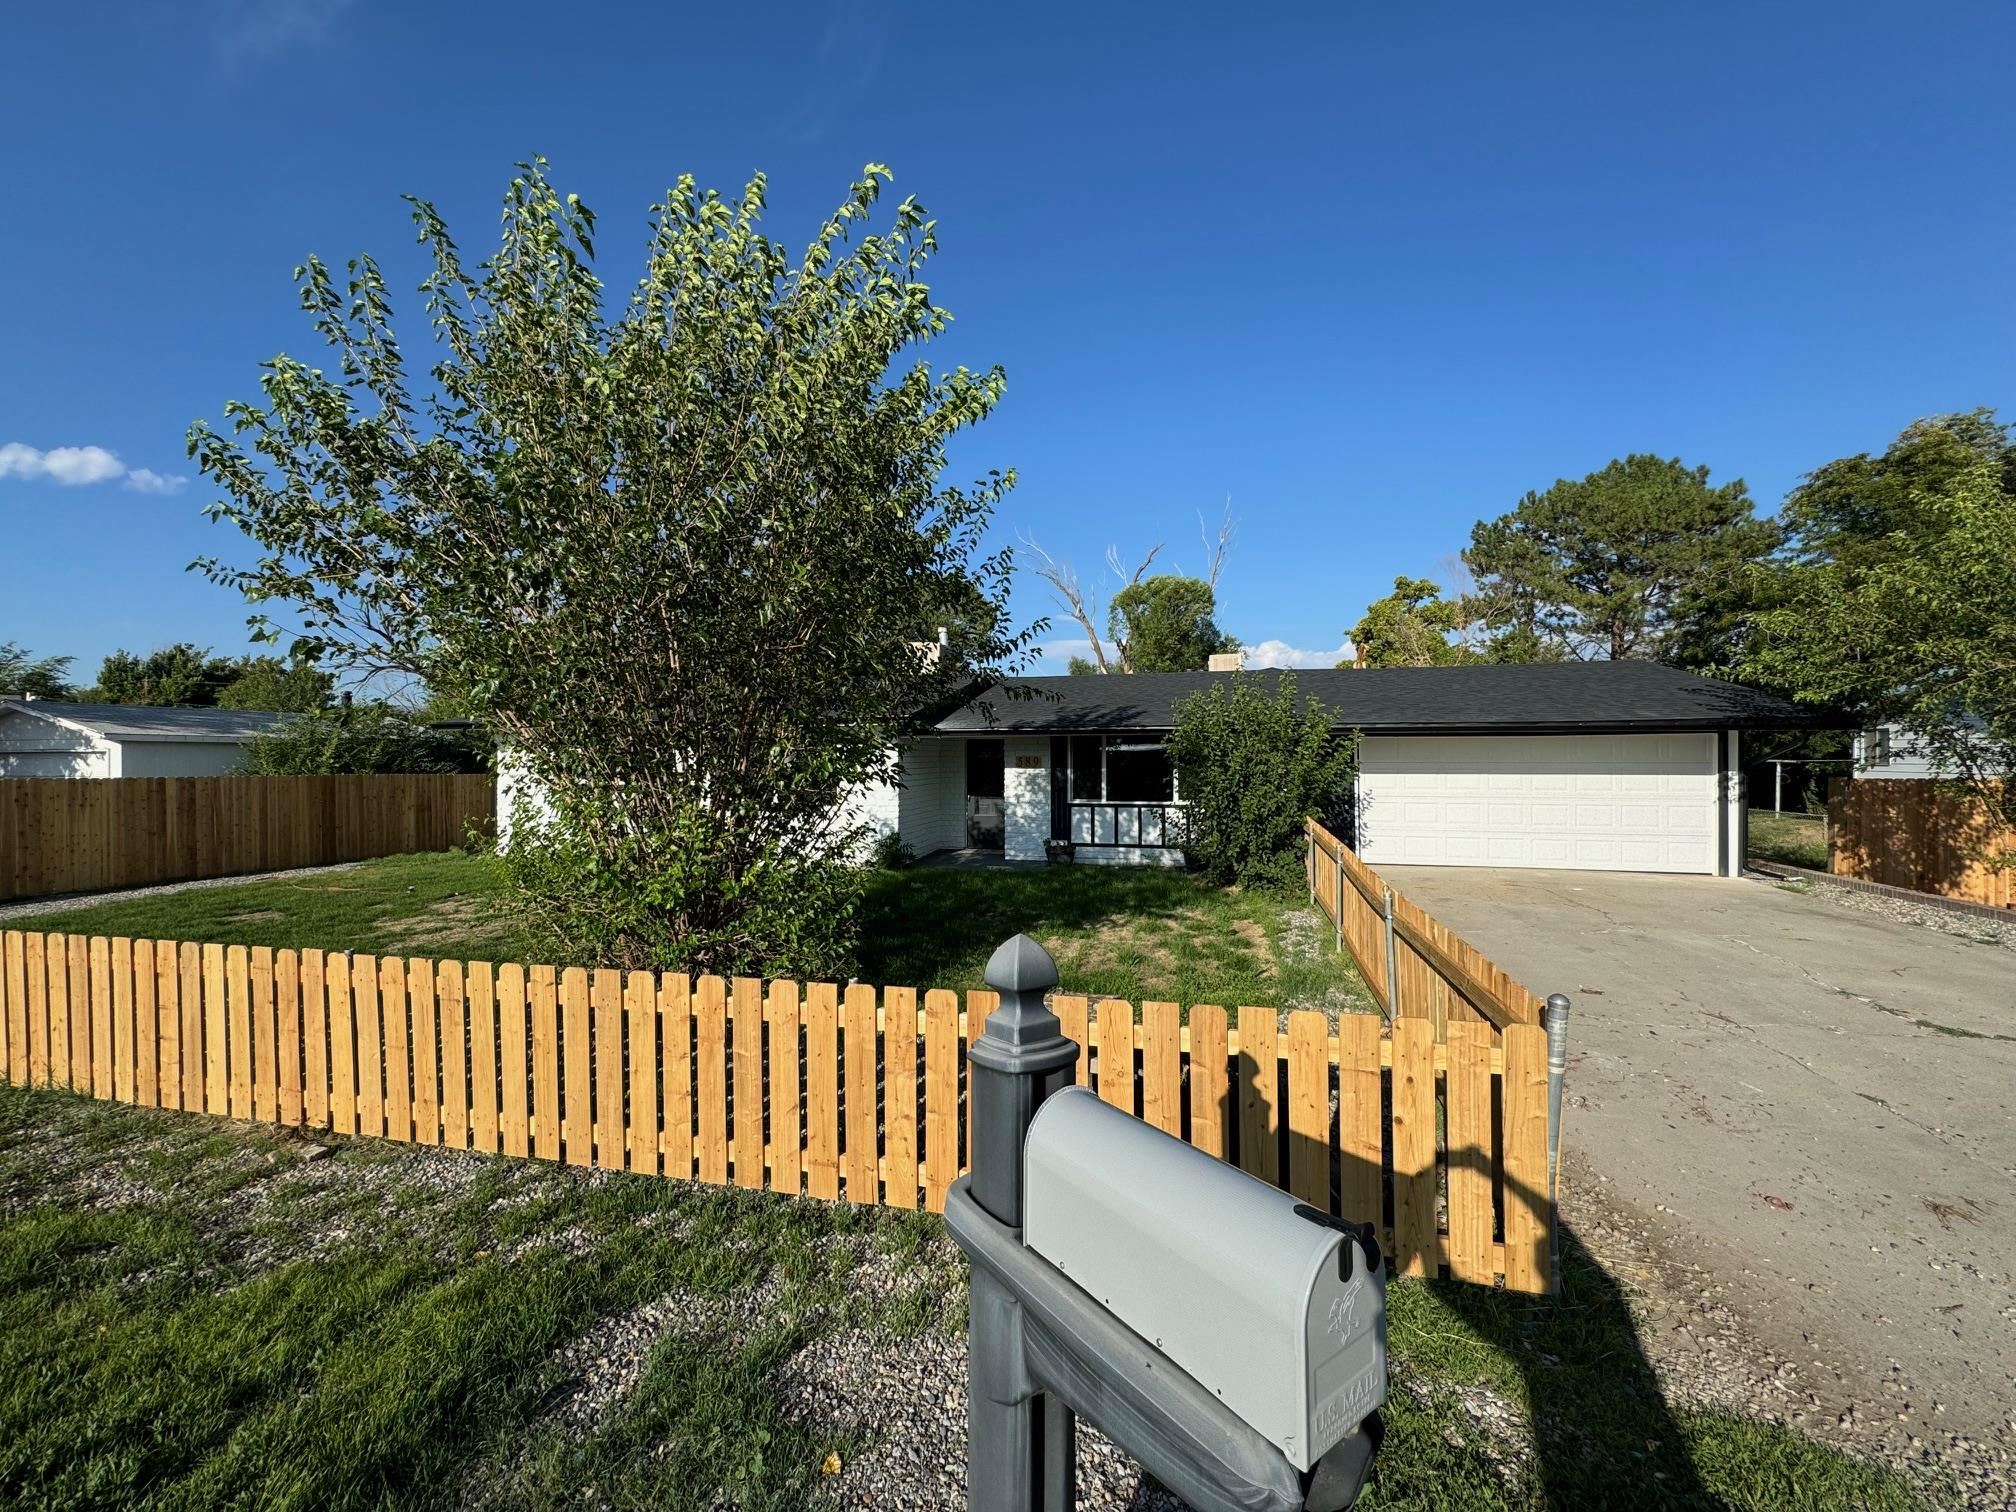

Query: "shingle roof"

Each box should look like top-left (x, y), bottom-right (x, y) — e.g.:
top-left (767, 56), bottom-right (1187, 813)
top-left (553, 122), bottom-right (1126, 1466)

top-left (0, 699), bottom-right (285, 743)
top-left (932, 661), bottom-right (1830, 735)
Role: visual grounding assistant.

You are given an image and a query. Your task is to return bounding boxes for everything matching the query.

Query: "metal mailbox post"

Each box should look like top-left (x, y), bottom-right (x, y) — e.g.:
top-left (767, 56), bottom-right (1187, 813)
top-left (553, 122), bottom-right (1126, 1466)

top-left (949, 934), bottom-right (1388, 1512)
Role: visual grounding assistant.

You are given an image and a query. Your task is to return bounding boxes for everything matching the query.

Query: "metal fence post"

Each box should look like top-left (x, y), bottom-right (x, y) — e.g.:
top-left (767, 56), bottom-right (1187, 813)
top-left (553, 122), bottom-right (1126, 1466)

top-left (1333, 849), bottom-right (1344, 953)
top-left (966, 934), bottom-right (1083, 1512)
top-left (1307, 824), bottom-right (1316, 905)
top-left (1543, 992), bottom-right (1572, 1296)
top-left (1381, 888), bottom-right (1400, 1021)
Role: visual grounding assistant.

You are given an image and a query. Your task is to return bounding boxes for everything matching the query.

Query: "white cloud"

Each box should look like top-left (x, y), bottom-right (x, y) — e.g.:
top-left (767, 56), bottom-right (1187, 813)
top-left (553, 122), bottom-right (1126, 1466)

top-left (0, 443), bottom-right (127, 486)
top-left (1241, 639), bottom-right (1355, 670)
top-left (1031, 637), bottom-right (1096, 672)
top-left (0, 442), bottom-right (185, 494)
top-left (124, 468), bottom-right (189, 496)
top-left (211, 0), bottom-right (354, 64)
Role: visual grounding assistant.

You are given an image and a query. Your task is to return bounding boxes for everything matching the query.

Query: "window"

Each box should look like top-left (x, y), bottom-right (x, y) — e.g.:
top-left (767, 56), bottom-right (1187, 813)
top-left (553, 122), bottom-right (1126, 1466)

top-left (1068, 735), bottom-right (1175, 804)
top-left (1105, 740), bottom-right (1174, 803)
top-left (1069, 736), bottom-right (1104, 800)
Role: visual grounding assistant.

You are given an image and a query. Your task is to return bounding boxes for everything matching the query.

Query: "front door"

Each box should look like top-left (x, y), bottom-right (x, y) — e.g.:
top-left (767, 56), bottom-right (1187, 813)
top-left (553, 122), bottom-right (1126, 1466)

top-left (965, 738), bottom-right (1006, 849)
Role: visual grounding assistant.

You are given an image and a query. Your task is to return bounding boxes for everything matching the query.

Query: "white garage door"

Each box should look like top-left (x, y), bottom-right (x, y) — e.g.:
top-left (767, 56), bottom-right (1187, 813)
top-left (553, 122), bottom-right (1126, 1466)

top-left (1357, 733), bottom-right (1719, 874)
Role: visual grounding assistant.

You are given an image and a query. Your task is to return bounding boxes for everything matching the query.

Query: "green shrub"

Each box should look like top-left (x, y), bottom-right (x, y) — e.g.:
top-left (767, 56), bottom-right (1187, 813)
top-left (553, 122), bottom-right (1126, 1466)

top-left (869, 830), bottom-right (916, 871)
top-left (499, 790), bottom-right (861, 977)
top-left (1166, 674), bottom-right (1355, 889)
top-left (240, 704), bottom-right (489, 776)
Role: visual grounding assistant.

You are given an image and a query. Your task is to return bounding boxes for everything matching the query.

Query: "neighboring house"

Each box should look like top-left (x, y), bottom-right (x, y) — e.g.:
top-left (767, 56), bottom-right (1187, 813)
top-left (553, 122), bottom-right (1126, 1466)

top-left (0, 698), bottom-right (283, 778)
top-left (878, 660), bottom-right (1822, 876)
top-left (1852, 723), bottom-right (1966, 780)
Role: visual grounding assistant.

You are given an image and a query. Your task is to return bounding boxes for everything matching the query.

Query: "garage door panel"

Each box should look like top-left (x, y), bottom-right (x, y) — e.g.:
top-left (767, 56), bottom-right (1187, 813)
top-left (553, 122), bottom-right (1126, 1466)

top-left (1359, 733), bottom-right (1718, 875)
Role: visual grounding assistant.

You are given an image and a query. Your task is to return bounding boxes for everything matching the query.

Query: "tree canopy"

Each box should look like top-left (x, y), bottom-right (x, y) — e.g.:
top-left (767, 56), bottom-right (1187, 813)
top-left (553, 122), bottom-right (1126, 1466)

top-left (1465, 455), bottom-right (1780, 667)
top-left (1747, 414), bottom-right (2016, 821)
top-left (1109, 574), bottom-right (1236, 673)
top-left (0, 643), bottom-right (75, 699)
top-left (191, 161), bottom-right (1031, 975)
top-left (215, 651), bottom-right (336, 712)
top-left (88, 644), bottom-right (239, 707)
top-left (1345, 576), bottom-right (1470, 668)
top-left (77, 643), bottom-right (335, 711)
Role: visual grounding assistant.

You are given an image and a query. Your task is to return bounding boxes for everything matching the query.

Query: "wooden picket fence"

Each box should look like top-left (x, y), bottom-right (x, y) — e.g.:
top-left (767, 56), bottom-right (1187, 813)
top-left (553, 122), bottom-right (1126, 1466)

top-left (1306, 819), bottom-right (1544, 1032)
top-left (0, 927), bottom-right (1557, 1293)
top-left (1827, 778), bottom-right (2015, 909)
top-left (0, 775), bottom-right (497, 902)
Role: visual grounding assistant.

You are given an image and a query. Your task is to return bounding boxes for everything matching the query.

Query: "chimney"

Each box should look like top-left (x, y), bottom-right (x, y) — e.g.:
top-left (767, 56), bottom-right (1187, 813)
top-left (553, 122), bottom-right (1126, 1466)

top-left (1207, 651), bottom-right (1243, 672)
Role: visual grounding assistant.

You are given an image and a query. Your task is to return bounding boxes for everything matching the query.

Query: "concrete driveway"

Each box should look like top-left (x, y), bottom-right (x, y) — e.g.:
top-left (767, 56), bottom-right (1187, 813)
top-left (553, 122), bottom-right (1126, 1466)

top-left (1382, 866), bottom-right (2016, 1447)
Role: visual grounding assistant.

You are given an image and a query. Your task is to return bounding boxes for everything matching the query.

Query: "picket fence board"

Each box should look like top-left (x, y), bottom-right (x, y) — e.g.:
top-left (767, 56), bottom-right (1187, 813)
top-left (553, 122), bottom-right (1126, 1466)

top-left (885, 987), bottom-right (919, 1211)
top-left (0, 926), bottom-right (1557, 1293)
top-left (805, 982), bottom-right (839, 1201)
top-left (660, 973), bottom-right (692, 1179)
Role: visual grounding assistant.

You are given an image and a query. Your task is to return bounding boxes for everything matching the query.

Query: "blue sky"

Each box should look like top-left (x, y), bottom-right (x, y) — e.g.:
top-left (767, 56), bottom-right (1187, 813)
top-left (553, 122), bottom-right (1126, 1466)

top-left (3, 1), bottom-right (2012, 681)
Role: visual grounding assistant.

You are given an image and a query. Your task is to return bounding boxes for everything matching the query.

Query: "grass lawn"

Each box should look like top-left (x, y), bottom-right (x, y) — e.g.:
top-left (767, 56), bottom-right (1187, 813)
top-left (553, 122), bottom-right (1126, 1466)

top-left (17, 851), bottom-right (1376, 1015)
top-left (0, 1083), bottom-right (1930, 1511)
top-left (1747, 810), bottom-right (1828, 870)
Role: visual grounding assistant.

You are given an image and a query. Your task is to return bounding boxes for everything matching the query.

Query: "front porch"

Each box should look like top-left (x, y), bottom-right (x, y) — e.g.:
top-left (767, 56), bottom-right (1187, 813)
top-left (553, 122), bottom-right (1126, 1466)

top-left (882, 732), bottom-right (1190, 866)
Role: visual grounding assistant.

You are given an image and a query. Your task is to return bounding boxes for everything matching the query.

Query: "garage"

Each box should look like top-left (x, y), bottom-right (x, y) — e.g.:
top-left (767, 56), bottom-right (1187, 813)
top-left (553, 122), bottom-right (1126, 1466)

top-left (1356, 732), bottom-right (1720, 874)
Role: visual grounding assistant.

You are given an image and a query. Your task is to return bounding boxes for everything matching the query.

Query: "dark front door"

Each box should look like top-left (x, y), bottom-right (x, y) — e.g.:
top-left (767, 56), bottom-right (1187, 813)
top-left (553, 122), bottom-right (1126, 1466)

top-left (965, 738), bottom-right (1006, 849)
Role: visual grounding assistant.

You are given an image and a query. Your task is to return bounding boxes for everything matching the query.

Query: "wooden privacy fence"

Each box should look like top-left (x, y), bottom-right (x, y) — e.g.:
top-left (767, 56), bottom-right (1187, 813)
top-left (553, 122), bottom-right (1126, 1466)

top-left (0, 775), bottom-right (496, 902)
top-left (1828, 778), bottom-right (2014, 910)
top-left (0, 927), bottom-right (1557, 1293)
top-left (1306, 819), bottom-right (1544, 1033)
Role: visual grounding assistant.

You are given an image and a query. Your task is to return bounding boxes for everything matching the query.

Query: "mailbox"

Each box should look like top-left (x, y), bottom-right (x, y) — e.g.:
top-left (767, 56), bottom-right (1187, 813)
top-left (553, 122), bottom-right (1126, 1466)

top-left (950, 932), bottom-right (1388, 1512)
top-left (1023, 1087), bottom-right (1387, 1474)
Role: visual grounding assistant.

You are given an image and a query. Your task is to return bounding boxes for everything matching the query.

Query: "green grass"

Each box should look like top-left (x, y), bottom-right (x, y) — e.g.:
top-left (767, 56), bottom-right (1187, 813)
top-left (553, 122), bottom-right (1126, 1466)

top-left (1747, 810), bottom-right (1828, 870)
top-left (0, 1084), bottom-right (1929, 1510)
top-left (17, 851), bottom-right (533, 963)
top-left (20, 851), bottom-right (1376, 1014)
top-left (856, 864), bottom-right (1372, 1011)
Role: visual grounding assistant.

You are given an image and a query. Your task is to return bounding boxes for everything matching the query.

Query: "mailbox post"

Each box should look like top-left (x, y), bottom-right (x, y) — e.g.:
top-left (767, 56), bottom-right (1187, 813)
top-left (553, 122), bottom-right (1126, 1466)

top-left (966, 934), bottom-right (1082, 1511)
top-left (953, 933), bottom-right (1387, 1512)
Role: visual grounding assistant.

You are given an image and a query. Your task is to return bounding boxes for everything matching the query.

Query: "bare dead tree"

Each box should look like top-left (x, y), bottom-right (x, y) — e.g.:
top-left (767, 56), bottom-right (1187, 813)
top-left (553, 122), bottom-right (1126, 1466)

top-left (1020, 532), bottom-right (1114, 672)
top-left (1019, 535), bottom-right (1163, 672)
top-left (1198, 501), bottom-right (1236, 589)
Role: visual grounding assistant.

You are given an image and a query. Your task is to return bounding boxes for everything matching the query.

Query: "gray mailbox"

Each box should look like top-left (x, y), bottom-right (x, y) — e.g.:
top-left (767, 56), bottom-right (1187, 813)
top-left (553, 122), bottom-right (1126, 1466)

top-left (1024, 1087), bottom-right (1386, 1474)
top-left (949, 933), bottom-right (1387, 1512)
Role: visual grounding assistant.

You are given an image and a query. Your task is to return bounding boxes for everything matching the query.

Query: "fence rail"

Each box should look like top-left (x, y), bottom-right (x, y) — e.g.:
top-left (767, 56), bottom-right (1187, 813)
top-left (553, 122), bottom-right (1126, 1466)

top-left (1306, 819), bottom-right (1544, 1032)
top-left (0, 924), bottom-right (1556, 1292)
top-left (1828, 777), bottom-right (2014, 910)
top-left (0, 775), bottom-right (496, 902)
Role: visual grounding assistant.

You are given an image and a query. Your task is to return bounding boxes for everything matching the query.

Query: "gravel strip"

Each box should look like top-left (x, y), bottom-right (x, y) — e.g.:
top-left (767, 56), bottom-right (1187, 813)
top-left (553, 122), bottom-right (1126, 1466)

top-left (0, 861), bottom-right (366, 921)
top-left (1749, 869), bottom-right (2016, 951)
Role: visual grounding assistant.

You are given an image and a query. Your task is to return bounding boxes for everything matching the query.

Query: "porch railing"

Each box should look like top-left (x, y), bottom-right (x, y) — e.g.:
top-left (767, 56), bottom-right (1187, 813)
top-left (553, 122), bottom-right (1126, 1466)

top-left (1069, 800), bottom-right (1189, 849)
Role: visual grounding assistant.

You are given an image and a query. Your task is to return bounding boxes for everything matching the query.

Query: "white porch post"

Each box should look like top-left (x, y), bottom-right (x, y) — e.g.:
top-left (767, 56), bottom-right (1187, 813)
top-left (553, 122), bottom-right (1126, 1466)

top-left (1721, 729), bottom-right (1745, 878)
top-left (1002, 736), bottom-right (1050, 861)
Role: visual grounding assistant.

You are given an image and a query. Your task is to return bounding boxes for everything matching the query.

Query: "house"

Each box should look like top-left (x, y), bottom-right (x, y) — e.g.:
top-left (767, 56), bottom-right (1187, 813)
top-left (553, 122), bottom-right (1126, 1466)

top-left (0, 698), bottom-right (283, 778)
top-left (1851, 723), bottom-right (1966, 780)
top-left (865, 660), bottom-right (1825, 876)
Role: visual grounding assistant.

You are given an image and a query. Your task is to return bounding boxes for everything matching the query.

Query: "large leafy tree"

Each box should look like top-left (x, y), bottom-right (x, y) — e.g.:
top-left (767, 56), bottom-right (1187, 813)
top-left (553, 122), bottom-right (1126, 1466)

top-left (1109, 574), bottom-right (1236, 673)
top-left (1748, 414), bottom-right (2016, 823)
top-left (0, 643), bottom-right (75, 699)
top-left (1465, 455), bottom-right (1780, 667)
top-left (190, 162), bottom-right (1032, 975)
top-left (1345, 576), bottom-right (1471, 668)
top-left (88, 644), bottom-right (238, 706)
top-left (216, 649), bottom-right (336, 712)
